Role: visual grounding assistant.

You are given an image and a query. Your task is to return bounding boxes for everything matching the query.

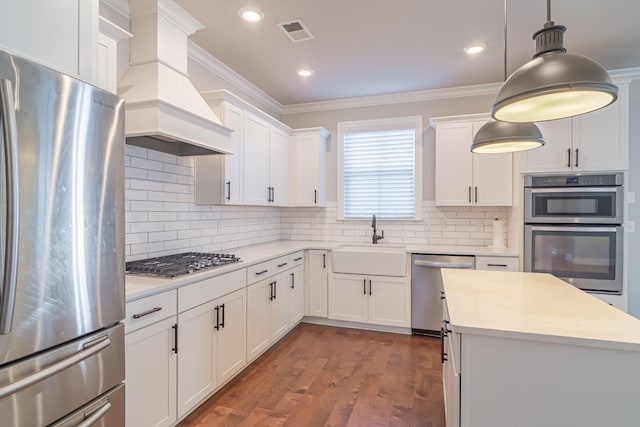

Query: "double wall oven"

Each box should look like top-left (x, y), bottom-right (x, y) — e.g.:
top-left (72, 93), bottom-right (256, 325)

top-left (524, 173), bottom-right (624, 294)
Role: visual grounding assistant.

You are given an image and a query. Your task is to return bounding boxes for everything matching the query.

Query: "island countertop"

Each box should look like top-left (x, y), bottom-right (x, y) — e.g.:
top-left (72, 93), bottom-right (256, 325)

top-left (441, 269), bottom-right (640, 351)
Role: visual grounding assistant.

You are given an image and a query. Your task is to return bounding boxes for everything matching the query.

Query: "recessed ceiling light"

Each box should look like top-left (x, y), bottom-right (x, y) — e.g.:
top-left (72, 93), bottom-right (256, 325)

top-left (297, 69), bottom-right (313, 77)
top-left (239, 7), bottom-right (264, 23)
top-left (464, 43), bottom-right (486, 55)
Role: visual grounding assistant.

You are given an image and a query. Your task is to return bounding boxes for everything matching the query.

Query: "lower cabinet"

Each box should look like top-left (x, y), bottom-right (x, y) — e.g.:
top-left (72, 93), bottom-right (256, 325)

top-left (305, 249), bottom-right (329, 317)
top-left (289, 264), bottom-right (304, 324)
top-left (177, 288), bottom-right (246, 417)
top-left (247, 271), bottom-right (290, 362)
top-left (475, 256), bottom-right (519, 272)
top-left (329, 274), bottom-right (411, 328)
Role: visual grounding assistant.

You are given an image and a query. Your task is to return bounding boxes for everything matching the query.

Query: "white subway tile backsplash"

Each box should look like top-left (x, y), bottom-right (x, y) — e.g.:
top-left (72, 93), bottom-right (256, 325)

top-left (125, 148), bottom-right (509, 261)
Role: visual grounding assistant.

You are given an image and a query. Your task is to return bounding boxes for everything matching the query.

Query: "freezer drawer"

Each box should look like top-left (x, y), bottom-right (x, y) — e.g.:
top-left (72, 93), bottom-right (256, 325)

top-left (50, 383), bottom-right (125, 427)
top-left (0, 323), bottom-right (124, 426)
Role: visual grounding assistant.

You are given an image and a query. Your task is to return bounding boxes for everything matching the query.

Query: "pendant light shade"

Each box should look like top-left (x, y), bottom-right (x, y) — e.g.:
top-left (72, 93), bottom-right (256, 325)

top-left (471, 120), bottom-right (544, 153)
top-left (491, 12), bottom-right (618, 123)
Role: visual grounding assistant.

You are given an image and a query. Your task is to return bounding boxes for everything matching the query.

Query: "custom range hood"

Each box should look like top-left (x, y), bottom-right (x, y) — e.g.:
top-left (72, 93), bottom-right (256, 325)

top-left (118, 0), bottom-right (232, 155)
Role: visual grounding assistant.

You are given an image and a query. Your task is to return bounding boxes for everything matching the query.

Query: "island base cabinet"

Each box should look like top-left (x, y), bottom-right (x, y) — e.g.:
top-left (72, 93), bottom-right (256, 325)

top-left (455, 334), bottom-right (640, 427)
top-left (125, 316), bottom-right (177, 427)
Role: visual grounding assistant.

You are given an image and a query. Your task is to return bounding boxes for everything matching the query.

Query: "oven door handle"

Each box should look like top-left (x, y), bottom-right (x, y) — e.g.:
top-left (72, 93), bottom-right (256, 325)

top-left (529, 187), bottom-right (620, 194)
top-left (527, 225), bottom-right (620, 233)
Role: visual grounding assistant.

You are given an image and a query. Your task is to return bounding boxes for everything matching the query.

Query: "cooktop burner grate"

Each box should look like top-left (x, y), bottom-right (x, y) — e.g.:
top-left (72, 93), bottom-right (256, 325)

top-left (126, 252), bottom-right (241, 278)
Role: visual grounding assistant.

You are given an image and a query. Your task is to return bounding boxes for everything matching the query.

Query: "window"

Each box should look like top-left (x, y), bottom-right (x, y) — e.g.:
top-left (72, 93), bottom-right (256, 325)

top-left (337, 116), bottom-right (422, 219)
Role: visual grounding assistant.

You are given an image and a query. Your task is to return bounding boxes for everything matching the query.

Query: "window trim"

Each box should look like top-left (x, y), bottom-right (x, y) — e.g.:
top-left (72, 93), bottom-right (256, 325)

top-left (337, 115), bottom-right (423, 220)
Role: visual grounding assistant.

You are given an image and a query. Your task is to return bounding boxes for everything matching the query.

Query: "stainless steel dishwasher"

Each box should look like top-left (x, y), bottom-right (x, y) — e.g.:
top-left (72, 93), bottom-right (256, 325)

top-left (411, 254), bottom-right (475, 336)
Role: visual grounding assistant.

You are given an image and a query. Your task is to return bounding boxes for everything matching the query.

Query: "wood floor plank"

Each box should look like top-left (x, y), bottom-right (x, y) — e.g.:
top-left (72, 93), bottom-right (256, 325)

top-left (178, 323), bottom-right (445, 427)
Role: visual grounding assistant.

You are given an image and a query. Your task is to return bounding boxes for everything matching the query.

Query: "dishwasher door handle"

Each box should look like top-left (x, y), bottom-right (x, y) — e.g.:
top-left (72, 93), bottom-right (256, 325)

top-left (413, 260), bottom-right (474, 269)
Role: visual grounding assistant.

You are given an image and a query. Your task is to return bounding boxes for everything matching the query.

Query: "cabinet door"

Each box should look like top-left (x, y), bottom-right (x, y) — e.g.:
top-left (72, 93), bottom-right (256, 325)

top-left (435, 122), bottom-right (473, 206)
top-left (305, 250), bottom-right (328, 317)
top-left (293, 132), bottom-right (326, 207)
top-left (519, 119), bottom-right (572, 173)
top-left (223, 102), bottom-right (244, 204)
top-left (125, 317), bottom-right (177, 427)
top-left (270, 273), bottom-right (291, 341)
top-left (329, 274), bottom-right (368, 323)
top-left (177, 301), bottom-right (218, 417)
top-left (368, 276), bottom-right (411, 327)
top-left (217, 288), bottom-right (247, 385)
top-left (472, 122), bottom-right (513, 206)
top-left (289, 265), bottom-right (304, 325)
top-left (269, 126), bottom-right (291, 206)
top-left (443, 338), bottom-right (461, 427)
top-left (572, 92), bottom-right (625, 171)
top-left (247, 280), bottom-right (272, 361)
top-left (243, 113), bottom-right (270, 206)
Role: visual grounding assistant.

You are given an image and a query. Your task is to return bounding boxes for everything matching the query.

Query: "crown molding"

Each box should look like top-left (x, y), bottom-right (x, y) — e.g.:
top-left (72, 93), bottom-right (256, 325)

top-left (610, 67), bottom-right (640, 84)
top-left (280, 82), bottom-right (503, 115)
top-left (188, 40), bottom-right (283, 116)
top-left (100, 0), bottom-right (129, 17)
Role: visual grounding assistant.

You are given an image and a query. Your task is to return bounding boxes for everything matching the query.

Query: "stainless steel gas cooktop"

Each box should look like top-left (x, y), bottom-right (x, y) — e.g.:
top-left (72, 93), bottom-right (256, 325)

top-left (125, 252), bottom-right (241, 278)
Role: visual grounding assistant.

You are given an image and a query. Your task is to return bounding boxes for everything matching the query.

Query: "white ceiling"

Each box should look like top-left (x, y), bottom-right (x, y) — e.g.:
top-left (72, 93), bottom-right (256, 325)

top-left (176, 0), bottom-right (640, 106)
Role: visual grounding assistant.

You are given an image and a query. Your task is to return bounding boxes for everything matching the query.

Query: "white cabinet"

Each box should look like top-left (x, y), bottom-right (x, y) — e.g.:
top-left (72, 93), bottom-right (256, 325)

top-left (475, 256), bottom-right (519, 272)
top-left (124, 291), bottom-right (178, 427)
top-left (0, 0), bottom-right (98, 82)
top-left (329, 274), bottom-right (411, 328)
top-left (96, 17), bottom-right (131, 93)
top-left (176, 271), bottom-right (247, 417)
top-left (289, 263), bottom-right (305, 325)
top-left (196, 90), bottom-right (291, 207)
top-left (195, 100), bottom-right (244, 205)
top-left (520, 83), bottom-right (629, 173)
top-left (431, 115), bottom-right (513, 206)
top-left (290, 128), bottom-right (330, 207)
top-left (305, 250), bottom-right (329, 318)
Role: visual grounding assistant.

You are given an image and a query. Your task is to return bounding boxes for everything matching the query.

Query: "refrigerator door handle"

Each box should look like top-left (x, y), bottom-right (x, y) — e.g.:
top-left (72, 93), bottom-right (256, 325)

top-left (0, 336), bottom-right (111, 399)
top-left (0, 79), bottom-right (20, 335)
top-left (77, 400), bottom-right (112, 427)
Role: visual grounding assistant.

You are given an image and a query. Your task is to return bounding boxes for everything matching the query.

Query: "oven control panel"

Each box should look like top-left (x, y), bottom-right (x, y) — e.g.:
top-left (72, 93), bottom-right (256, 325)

top-left (526, 173), bottom-right (623, 188)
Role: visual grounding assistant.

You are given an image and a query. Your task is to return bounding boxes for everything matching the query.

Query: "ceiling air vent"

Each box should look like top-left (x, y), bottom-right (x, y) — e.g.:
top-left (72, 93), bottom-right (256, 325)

top-left (277, 19), bottom-right (314, 42)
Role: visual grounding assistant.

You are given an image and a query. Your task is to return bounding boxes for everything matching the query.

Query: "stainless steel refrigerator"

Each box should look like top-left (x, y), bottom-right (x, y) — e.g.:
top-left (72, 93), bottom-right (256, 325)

top-left (0, 49), bottom-right (125, 426)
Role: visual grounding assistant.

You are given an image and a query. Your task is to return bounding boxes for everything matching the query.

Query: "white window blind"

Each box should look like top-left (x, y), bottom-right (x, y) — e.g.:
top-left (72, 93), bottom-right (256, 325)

top-left (343, 128), bottom-right (415, 218)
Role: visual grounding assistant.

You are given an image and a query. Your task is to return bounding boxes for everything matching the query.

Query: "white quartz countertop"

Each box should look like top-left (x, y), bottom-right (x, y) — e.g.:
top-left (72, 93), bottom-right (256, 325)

top-left (442, 269), bottom-right (640, 351)
top-left (125, 240), bottom-right (518, 302)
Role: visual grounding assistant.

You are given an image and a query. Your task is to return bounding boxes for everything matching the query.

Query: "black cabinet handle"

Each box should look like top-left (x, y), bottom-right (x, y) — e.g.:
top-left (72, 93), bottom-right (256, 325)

top-left (226, 181), bottom-right (231, 200)
top-left (214, 306), bottom-right (220, 330)
top-left (567, 148), bottom-right (572, 168)
top-left (440, 327), bottom-right (447, 363)
top-left (255, 269), bottom-right (268, 276)
top-left (291, 272), bottom-right (295, 289)
top-left (267, 186), bottom-right (271, 202)
top-left (322, 253), bottom-right (326, 269)
top-left (271, 187), bottom-right (275, 202)
top-left (314, 189), bottom-right (317, 204)
top-left (220, 303), bottom-right (225, 328)
top-left (575, 148), bottom-right (579, 167)
top-left (487, 263), bottom-right (508, 268)
top-left (132, 307), bottom-right (162, 319)
top-left (468, 186), bottom-right (471, 203)
top-left (474, 186), bottom-right (478, 203)
top-left (363, 278), bottom-right (366, 295)
top-left (172, 324), bottom-right (178, 354)
top-left (269, 282), bottom-right (274, 301)
top-left (440, 291), bottom-right (446, 301)
top-left (369, 279), bottom-right (372, 296)
top-left (277, 262), bottom-right (288, 268)
top-left (294, 257), bottom-right (303, 262)
top-left (274, 281), bottom-right (277, 300)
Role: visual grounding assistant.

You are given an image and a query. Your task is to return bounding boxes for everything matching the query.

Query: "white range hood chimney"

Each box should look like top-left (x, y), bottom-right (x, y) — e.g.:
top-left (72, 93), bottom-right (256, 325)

top-left (118, 0), bottom-right (232, 155)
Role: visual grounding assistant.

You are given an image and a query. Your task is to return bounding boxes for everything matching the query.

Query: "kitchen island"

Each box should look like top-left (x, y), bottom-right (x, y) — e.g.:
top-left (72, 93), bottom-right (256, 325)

top-left (440, 269), bottom-right (640, 427)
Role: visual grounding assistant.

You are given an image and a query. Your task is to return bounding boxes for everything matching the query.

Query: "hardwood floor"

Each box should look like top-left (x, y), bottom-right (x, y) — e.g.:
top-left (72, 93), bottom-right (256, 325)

top-left (178, 323), bottom-right (445, 427)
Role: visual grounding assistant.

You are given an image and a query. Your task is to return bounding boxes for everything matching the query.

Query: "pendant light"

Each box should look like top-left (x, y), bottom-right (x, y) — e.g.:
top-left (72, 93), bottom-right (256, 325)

top-left (491, 0), bottom-right (618, 123)
top-left (471, 0), bottom-right (544, 154)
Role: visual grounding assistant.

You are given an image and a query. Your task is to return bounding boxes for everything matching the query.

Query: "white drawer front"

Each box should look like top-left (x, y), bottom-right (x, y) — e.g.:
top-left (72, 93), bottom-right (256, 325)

top-left (475, 256), bottom-right (519, 272)
top-left (246, 255), bottom-right (290, 284)
top-left (125, 290), bottom-right (177, 334)
top-left (178, 269), bottom-right (246, 312)
top-left (289, 251), bottom-right (304, 267)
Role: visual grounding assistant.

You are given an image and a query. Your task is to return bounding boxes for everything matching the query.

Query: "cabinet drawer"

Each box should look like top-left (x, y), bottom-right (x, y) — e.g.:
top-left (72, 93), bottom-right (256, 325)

top-left (290, 251), bottom-right (304, 267)
top-left (125, 290), bottom-right (177, 334)
top-left (247, 255), bottom-right (290, 284)
top-left (178, 269), bottom-right (246, 312)
top-left (475, 256), bottom-right (519, 272)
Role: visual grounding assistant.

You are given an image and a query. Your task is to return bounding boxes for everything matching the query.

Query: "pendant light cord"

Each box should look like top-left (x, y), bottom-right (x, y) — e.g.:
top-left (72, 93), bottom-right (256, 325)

top-left (547, 0), bottom-right (551, 22)
top-left (503, 0), bottom-right (508, 81)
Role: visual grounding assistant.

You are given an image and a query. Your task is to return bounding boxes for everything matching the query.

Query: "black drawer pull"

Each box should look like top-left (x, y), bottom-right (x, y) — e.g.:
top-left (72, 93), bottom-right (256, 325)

top-left (255, 269), bottom-right (268, 276)
top-left (214, 306), bottom-right (220, 330)
top-left (487, 263), bottom-right (508, 268)
top-left (172, 324), bottom-right (178, 354)
top-left (220, 303), bottom-right (225, 328)
top-left (133, 307), bottom-right (162, 319)
top-left (294, 257), bottom-right (303, 262)
top-left (277, 262), bottom-right (288, 268)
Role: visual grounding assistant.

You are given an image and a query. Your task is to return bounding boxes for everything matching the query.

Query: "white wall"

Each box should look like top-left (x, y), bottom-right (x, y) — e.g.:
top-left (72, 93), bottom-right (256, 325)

top-left (627, 80), bottom-right (640, 318)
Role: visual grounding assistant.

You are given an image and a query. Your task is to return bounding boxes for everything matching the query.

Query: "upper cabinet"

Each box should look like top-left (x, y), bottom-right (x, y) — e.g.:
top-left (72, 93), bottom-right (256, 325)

top-left (431, 114), bottom-right (513, 206)
top-left (0, 0), bottom-right (99, 82)
top-left (195, 90), bottom-right (291, 207)
top-left (520, 83), bottom-right (630, 173)
top-left (97, 17), bottom-right (132, 93)
top-left (290, 128), bottom-right (330, 207)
